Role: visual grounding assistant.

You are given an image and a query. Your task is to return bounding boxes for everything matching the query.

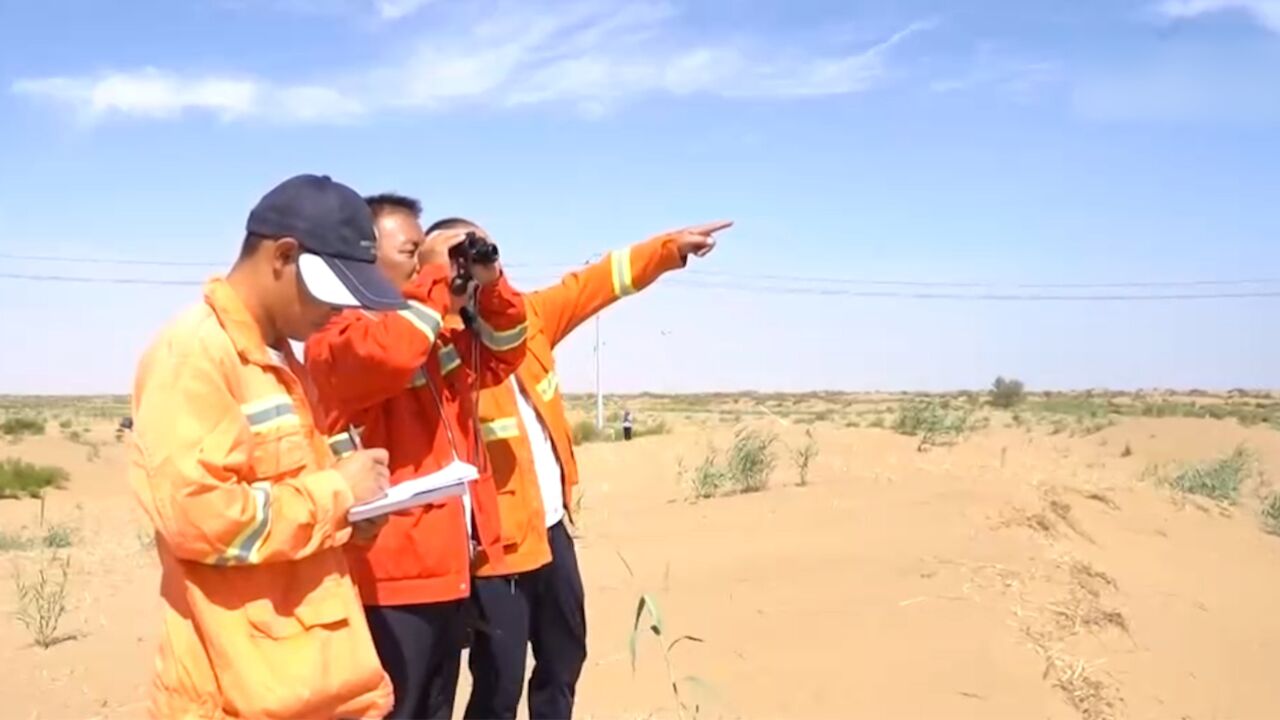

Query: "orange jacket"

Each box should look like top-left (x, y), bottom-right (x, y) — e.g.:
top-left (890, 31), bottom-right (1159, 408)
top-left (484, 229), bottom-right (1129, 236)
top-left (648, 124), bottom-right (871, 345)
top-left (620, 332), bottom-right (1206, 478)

top-left (129, 278), bottom-right (392, 720)
top-left (305, 264), bottom-right (527, 606)
top-left (475, 233), bottom-right (686, 576)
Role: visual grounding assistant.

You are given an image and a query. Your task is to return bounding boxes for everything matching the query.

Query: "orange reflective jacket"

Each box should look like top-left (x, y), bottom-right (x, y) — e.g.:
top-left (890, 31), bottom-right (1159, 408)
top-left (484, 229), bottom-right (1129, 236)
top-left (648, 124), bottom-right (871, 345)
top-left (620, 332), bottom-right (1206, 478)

top-left (475, 233), bottom-right (686, 576)
top-left (305, 264), bottom-right (527, 606)
top-left (129, 278), bottom-right (392, 720)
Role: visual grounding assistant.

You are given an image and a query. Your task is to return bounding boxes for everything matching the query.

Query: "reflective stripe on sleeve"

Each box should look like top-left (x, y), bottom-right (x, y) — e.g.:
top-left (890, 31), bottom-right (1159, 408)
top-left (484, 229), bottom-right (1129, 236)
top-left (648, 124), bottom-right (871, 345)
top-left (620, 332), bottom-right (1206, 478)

top-left (240, 395), bottom-right (299, 433)
top-left (476, 318), bottom-right (528, 352)
top-left (216, 481), bottom-right (272, 565)
top-left (398, 300), bottom-right (444, 344)
top-left (439, 344), bottom-right (462, 375)
top-left (536, 371), bottom-right (559, 402)
top-left (609, 249), bottom-right (636, 298)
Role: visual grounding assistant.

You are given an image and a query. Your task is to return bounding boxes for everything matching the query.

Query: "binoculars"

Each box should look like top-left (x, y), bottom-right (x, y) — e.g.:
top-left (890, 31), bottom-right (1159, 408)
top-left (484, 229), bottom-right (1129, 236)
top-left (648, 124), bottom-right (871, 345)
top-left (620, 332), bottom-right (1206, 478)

top-left (449, 231), bottom-right (500, 295)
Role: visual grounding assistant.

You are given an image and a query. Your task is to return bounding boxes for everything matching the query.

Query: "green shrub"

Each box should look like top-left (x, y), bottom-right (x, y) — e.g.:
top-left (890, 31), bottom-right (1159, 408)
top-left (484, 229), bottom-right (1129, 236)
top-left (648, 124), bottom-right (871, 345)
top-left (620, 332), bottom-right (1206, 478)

top-left (0, 529), bottom-right (35, 552)
top-left (684, 427), bottom-right (778, 500)
top-left (42, 523), bottom-right (75, 549)
top-left (792, 428), bottom-right (819, 487)
top-left (572, 419), bottom-right (607, 444)
top-left (14, 553), bottom-right (73, 649)
top-left (725, 427), bottom-right (777, 494)
top-left (1, 417), bottom-right (45, 438)
top-left (632, 418), bottom-right (670, 439)
top-left (990, 376), bottom-right (1026, 409)
top-left (574, 417), bottom-right (667, 444)
top-left (683, 455), bottom-right (730, 500)
top-left (1170, 446), bottom-right (1254, 504)
top-left (0, 459), bottom-right (68, 499)
top-left (57, 419), bottom-right (72, 430)
top-left (893, 401), bottom-right (973, 451)
top-left (1262, 493), bottom-right (1280, 536)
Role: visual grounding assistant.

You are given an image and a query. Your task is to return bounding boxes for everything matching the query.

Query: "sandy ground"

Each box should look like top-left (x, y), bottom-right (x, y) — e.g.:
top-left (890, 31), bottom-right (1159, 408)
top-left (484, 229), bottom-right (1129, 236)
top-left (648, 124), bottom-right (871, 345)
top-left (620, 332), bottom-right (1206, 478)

top-left (3, 413), bottom-right (1280, 719)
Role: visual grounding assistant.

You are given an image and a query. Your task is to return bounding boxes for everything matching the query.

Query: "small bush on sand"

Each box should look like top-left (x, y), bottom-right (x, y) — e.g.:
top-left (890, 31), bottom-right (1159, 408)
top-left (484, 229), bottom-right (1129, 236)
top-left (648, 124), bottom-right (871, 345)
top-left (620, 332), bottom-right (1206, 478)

top-left (0, 530), bottom-right (35, 552)
top-left (0, 459), bottom-right (69, 499)
top-left (792, 428), bottom-right (819, 486)
top-left (684, 427), bottom-right (778, 500)
top-left (893, 401), bottom-right (973, 451)
top-left (1, 417), bottom-right (45, 438)
top-left (572, 419), bottom-right (608, 444)
top-left (990, 376), bottom-right (1026, 408)
top-left (682, 455), bottom-right (730, 500)
top-left (724, 427), bottom-right (777, 494)
top-left (13, 553), bottom-right (73, 649)
top-left (1169, 446), bottom-right (1254, 504)
top-left (1261, 493), bottom-right (1280, 536)
top-left (42, 523), bottom-right (75, 550)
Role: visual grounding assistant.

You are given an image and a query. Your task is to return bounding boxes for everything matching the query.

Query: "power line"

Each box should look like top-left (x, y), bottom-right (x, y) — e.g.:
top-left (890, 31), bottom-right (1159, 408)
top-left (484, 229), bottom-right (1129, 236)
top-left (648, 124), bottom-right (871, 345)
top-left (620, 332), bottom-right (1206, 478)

top-left (664, 278), bottom-right (1280, 301)
top-left (0, 253), bottom-right (220, 268)
top-left (684, 269), bottom-right (1280, 289)
top-left (4, 271), bottom-right (1280, 301)
top-left (0, 252), bottom-right (568, 272)
top-left (0, 273), bottom-right (201, 286)
top-left (7, 250), bottom-right (1280, 290)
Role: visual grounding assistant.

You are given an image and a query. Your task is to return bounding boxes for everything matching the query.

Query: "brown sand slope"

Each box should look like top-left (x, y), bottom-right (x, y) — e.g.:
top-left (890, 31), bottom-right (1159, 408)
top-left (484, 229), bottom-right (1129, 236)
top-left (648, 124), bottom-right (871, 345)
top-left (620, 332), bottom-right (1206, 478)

top-left (3, 415), bottom-right (1280, 719)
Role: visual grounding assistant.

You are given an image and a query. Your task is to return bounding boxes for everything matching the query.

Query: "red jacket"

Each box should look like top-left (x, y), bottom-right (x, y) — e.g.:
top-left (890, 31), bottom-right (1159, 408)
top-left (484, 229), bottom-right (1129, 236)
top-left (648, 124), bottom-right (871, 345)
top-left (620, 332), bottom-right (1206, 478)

top-left (305, 264), bottom-right (527, 606)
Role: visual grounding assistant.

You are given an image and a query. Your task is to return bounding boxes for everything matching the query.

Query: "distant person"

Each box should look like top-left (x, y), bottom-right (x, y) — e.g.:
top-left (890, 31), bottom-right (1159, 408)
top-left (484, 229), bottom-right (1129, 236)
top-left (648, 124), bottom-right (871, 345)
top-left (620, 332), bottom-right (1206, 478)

top-left (115, 415), bottom-right (133, 442)
top-left (621, 409), bottom-right (634, 441)
top-left (305, 194), bottom-right (527, 720)
top-left (457, 217), bottom-right (732, 720)
top-left (128, 174), bottom-right (397, 719)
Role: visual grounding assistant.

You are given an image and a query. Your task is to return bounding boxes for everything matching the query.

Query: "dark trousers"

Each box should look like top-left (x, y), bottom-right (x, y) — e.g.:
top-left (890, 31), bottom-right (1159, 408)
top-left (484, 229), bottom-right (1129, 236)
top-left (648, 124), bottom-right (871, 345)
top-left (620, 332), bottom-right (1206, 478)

top-left (465, 521), bottom-right (587, 720)
top-left (365, 600), bottom-right (466, 720)
top-left (622, 426), bottom-right (633, 441)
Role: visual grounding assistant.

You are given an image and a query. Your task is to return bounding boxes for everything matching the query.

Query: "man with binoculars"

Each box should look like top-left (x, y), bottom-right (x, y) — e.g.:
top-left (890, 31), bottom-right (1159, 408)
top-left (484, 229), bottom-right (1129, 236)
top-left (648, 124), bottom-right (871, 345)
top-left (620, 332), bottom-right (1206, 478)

top-left (304, 193), bottom-right (528, 720)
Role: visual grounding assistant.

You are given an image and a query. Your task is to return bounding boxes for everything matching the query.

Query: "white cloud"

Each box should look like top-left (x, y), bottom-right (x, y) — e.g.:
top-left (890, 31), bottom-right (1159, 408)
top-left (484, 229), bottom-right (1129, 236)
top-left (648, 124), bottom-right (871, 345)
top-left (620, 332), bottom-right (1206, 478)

top-left (11, 2), bottom-right (935, 123)
top-left (929, 43), bottom-right (1060, 100)
top-left (12, 68), bottom-right (366, 123)
top-left (373, 0), bottom-right (436, 20)
top-left (1155, 0), bottom-right (1280, 33)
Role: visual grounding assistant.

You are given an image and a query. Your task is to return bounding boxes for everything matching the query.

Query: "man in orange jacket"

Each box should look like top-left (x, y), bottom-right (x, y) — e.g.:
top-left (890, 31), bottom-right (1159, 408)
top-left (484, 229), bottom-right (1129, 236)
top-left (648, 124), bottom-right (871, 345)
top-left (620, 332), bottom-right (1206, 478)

top-left (444, 217), bottom-right (733, 720)
top-left (305, 193), bottom-right (529, 720)
top-left (129, 174), bottom-right (399, 719)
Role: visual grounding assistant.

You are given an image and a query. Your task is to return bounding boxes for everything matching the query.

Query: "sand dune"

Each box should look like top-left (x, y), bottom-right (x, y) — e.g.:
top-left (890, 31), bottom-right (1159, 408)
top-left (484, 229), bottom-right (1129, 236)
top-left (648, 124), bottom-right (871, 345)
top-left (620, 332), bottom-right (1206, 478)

top-left (3, 407), bottom-right (1280, 719)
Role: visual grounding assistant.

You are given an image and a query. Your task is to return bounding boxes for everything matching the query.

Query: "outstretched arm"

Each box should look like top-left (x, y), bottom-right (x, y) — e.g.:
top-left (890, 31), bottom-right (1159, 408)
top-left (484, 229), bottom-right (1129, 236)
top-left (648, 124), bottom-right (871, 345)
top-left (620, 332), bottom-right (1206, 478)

top-left (529, 222), bottom-right (731, 349)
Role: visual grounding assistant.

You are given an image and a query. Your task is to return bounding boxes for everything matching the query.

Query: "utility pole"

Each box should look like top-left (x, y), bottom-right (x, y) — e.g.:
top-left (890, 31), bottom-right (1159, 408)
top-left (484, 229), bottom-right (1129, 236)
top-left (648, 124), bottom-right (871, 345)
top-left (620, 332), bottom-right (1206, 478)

top-left (584, 253), bottom-right (605, 430)
top-left (594, 313), bottom-right (603, 430)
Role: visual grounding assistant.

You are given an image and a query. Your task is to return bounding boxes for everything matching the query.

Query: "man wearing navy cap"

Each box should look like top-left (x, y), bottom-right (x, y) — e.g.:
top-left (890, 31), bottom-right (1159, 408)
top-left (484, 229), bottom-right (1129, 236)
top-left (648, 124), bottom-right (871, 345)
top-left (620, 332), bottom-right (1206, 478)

top-left (128, 174), bottom-right (401, 719)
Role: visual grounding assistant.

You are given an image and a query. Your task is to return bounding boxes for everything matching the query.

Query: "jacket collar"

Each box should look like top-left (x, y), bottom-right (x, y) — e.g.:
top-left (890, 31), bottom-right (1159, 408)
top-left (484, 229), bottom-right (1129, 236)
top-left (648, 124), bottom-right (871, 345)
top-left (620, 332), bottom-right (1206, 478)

top-left (204, 277), bottom-right (276, 367)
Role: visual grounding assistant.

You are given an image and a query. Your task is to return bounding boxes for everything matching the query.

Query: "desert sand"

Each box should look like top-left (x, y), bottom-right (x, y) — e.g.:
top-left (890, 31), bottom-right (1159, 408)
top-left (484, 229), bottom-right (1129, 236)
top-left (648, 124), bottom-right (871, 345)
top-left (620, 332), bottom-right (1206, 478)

top-left (3, 394), bottom-right (1280, 720)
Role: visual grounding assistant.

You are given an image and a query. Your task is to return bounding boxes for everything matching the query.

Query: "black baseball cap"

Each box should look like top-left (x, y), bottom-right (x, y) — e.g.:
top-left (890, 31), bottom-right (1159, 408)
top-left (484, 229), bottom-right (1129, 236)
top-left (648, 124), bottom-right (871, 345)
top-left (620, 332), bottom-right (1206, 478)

top-left (246, 174), bottom-right (406, 311)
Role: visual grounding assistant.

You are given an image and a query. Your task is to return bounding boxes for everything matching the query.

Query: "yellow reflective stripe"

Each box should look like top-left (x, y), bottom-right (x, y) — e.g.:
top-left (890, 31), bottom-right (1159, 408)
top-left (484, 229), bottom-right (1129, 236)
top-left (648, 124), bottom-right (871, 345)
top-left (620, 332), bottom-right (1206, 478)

top-left (240, 395), bottom-right (298, 433)
top-left (398, 300), bottom-right (443, 344)
top-left (408, 367), bottom-right (428, 389)
top-left (476, 318), bottom-right (528, 352)
top-left (536, 371), bottom-right (559, 402)
top-left (218, 481), bottom-right (271, 565)
top-left (610, 249), bottom-right (635, 297)
top-left (481, 417), bottom-right (521, 442)
top-left (439, 344), bottom-right (462, 375)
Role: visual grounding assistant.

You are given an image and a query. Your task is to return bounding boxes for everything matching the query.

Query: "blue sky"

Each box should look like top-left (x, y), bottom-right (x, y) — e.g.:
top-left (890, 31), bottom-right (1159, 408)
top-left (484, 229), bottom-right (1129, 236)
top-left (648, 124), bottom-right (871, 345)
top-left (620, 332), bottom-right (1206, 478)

top-left (1, 0), bottom-right (1279, 394)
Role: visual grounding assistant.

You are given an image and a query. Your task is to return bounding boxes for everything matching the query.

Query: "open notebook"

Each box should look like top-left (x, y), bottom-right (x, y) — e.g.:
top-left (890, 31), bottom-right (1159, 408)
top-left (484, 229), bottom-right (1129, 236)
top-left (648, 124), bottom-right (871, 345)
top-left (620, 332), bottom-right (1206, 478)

top-left (347, 459), bottom-right (479, 523)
